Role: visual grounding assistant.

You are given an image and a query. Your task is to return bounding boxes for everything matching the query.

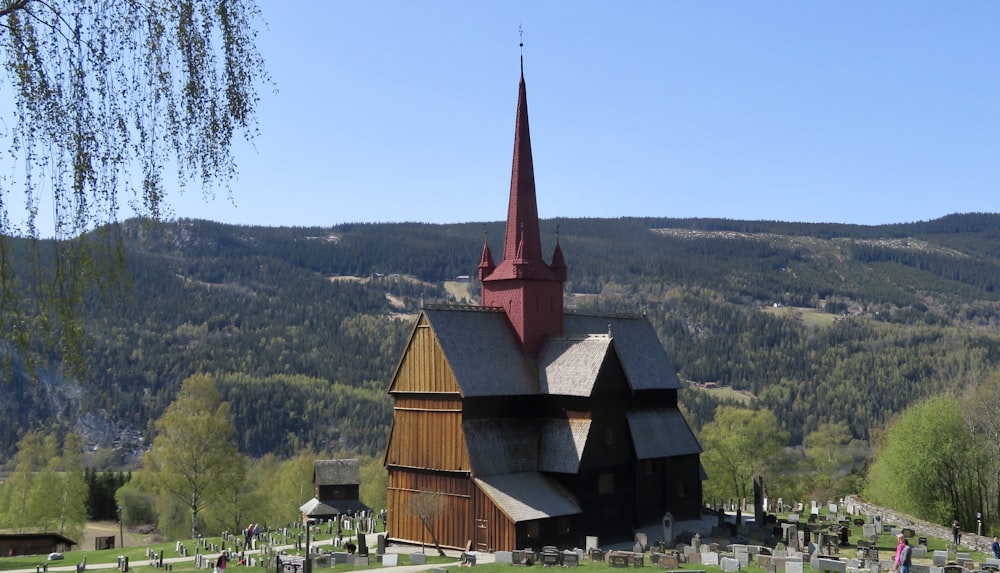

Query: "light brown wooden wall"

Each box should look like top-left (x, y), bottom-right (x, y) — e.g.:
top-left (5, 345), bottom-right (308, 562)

top-left (385, 397), bottom-right (469, 471)
top-left (471, 485), bottom-right (517, 552)
top-left (387, 470), bottom-right (473, 550)
top-left (389, 320), bottom-right (459, 394)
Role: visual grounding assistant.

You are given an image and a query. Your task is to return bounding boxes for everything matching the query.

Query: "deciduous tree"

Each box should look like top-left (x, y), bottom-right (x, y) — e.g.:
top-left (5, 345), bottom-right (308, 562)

top-left (699, 406), bottom-right (789, 503)
top-left (142, 373), bottom-right (246, 538)
top-left (0, 0), bottom-right (268, 367)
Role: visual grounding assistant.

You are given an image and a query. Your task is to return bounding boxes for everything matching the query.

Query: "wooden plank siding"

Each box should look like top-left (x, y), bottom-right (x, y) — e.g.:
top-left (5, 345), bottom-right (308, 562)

top-left (388, 319), bottom-right (460, 394)
top-left (386, 470), bottom-right (474, 551)
top-left (471, 486), bottom-right (517, 553)
top-left (385, 402), bottom-right (469, 471)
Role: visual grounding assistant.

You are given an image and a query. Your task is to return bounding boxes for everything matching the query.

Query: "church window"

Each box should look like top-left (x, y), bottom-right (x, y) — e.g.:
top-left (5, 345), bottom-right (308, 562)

top-left (598, 473), bottom-right (614, 494)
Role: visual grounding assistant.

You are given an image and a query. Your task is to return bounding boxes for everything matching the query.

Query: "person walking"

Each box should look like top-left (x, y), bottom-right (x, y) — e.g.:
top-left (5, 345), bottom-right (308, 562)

top-left (991, 537), bottom-right (999, 559)
top-left (952, 520), bottom-right (961, 545)
top-left (894, 535), bottom-right (911, 573)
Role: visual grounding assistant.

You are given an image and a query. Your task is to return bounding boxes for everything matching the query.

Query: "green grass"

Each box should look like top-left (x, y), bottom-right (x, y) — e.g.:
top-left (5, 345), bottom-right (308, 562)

top-left (1, 522), bottom-right (990, 573)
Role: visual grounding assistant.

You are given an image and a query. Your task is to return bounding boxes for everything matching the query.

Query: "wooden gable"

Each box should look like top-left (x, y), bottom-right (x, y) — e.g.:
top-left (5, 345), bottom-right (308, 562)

top-left (387, 313), bottom-right (462, 395)
top-left (385, 312), bottom-right (470, 472)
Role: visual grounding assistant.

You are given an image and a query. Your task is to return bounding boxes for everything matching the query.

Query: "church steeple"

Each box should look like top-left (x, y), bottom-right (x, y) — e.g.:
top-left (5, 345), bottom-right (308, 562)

top-left (479, 49), bottom-right (566, 355)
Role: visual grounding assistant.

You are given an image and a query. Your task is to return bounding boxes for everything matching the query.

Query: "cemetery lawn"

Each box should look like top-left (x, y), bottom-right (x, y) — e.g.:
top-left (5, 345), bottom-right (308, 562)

top-left (0, 522), bottom-right (991, 573)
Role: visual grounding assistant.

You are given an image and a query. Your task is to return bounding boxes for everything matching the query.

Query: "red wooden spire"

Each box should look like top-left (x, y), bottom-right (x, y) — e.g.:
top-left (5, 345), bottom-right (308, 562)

top-left (480, 59), bottom-right (565, 355)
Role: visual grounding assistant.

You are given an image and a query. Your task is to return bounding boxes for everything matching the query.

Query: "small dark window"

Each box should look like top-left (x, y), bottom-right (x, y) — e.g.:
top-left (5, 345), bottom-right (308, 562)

top-left (598, 473), bottom-right (614, 494)
top-left (557, 517), bottom-right (571, 534)
top-left (526, 521), bottom-right (540, 539)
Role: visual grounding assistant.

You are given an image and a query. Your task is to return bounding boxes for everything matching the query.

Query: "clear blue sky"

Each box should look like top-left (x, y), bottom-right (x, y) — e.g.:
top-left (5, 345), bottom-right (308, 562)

top-left (168, 1), bottom-right (1000, 228)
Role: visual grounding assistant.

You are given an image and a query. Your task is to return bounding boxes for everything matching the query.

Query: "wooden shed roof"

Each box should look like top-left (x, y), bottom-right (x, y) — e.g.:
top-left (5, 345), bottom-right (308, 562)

top-left (313, 459), bottom-right (360, 486)
top-left (463, 417), bottom-right (591, 476)
top-left (300, 497), bottom-right (371, 517)
top-left (464, 418), bottom-right (539, 476)
top-left (475, 472), bottom-right (581, 523)
top-left (563, 314), bottom-right (684, 391)
top-left (538, 335), bottom-right (611, 396)
top-left (627, 409), bottom-right (703, 459)
top-left (538, 418), bottom-right (591, 474)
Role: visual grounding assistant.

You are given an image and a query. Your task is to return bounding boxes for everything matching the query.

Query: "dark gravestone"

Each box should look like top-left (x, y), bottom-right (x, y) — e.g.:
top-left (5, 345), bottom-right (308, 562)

top-left (562, 552), bottom-right (580, 567)
top-left (853, 519), bottom-right (865, 527)
top-left (918, 538), bottom-right (928, 547)
top-left (590, 549), bottom-right (605, 562)
top-left (541, 551), bottom-right (561, 567)
top-left (902, 529), bottom-right (916, 539)
top-left (610, 553), bottom-right (630, 568)
top-left (357, 535), bottom-right (368, 557)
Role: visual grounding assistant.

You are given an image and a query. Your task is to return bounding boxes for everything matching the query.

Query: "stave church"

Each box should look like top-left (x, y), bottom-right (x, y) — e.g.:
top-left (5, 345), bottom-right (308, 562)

top-left (383, 55), bottom-right (703, 552)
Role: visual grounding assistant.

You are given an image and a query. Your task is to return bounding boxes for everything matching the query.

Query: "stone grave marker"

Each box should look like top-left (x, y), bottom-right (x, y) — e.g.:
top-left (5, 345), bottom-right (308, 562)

top-left (381, 554), bottom-right (398, 567)
top-left (786, 560), bottom-right (804, 573)
top-left (703, 552), bottom-right (720, 566)
top-left (721, 557), bottom-right (741, 573)
top-left (494, 551), bottom-right (512, 564)
top-left (817, 557), bottom-right (846, 573)
top-left (932, 551), bottom-right (949, 566)
top-left (658, 554), bottom-right (678, 569)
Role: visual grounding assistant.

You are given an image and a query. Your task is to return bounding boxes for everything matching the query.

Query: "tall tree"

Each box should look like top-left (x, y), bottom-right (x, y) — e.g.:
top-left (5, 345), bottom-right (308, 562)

top-left (0, 430), bottom-right (53, 531)
top-left (699, 406), bottom-right (789, 503)
top-left (0, 0), bottom-right (268, 366)
top-left (865, 394), bottom-right (986, 526)
top-left (802, 421), bottom-right (856, 499)
top-left (142, 373), bottom-right (246, 538)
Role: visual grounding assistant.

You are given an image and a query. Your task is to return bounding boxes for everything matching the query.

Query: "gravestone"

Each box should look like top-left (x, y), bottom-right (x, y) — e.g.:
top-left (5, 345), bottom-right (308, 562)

top-left (494, 552), bottom-right (512, 565)
top-left (932, 551), bottom-right (949, 566)
top-left (658, 554), bottom-right (678, 569)
top-left (408, 553), bottom-right (426, 566)
top-left (703, 552), bottom-right (720, 566)
top-left (587, 537), bottom-right (599, 552)
top-left (662, 513), bottom-right (674, 546)
top-left (817, 557), bottom-right (847, 573)
top-left (541, 551), bottom-right (561, 567)
top-left (562, 551), bottom-right (580, 567)
top-left (610, 553), bottom-right (630, 568)
top-left (381, 554), bottom-right (397, 567)
top-left (901, 528), bottom-right (915, 539)
top-left (788, 514), bottom-right (801, 524)
top-left (737, 553), bottom-right (750, 568)
top-left (688, 552), bottom-right (702, 564)
top-left (862, 524), bottom-right (878, 540)
top-left (786, 560), bottom-right (804, 573)
top-left (911, 546), bottom-right (926, 559)
top-left (783, 526), bottom-right (799, 552)
top-left (721, 557), bottom-right (741, 573)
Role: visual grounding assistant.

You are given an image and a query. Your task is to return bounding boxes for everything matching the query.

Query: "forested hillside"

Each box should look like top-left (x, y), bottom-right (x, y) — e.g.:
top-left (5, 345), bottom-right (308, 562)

top-left (5, 213), bottom-right (1000, 465)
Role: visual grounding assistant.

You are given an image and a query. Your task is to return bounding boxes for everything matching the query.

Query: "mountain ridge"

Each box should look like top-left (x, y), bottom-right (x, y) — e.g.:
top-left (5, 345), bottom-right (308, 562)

top-left (4, 211), bottom-right (1000, 465)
